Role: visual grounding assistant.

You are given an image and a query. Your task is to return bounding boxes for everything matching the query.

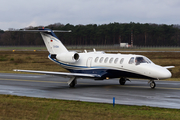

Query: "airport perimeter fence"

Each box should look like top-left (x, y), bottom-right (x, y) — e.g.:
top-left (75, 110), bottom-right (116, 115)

top-left (1, 45), bottom-right (180, 51)
top-left (66, 45), bottom-right (180, 50)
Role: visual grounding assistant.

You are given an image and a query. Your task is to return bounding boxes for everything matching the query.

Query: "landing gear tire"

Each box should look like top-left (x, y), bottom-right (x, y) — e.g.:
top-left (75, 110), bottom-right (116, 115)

top-left (119, 78), bottom-right (126, 85)
top-left (150, 81), bottom-right (156, 89)
top-left (69, 80), bottom-right (76, 88)
top-left (68, 77), bottom-right (77, 88)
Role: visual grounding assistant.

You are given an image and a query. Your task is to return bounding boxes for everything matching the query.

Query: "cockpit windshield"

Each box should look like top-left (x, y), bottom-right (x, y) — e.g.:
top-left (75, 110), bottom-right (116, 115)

top-left (135, 57), bottom-right (151, 65)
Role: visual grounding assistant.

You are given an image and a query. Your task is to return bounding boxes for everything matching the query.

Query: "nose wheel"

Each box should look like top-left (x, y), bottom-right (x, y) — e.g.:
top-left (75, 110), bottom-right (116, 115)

top-left (149, 80), bottom-right (156, 89)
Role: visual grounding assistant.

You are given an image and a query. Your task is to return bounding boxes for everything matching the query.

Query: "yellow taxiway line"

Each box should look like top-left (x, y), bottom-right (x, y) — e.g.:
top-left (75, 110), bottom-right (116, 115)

top-left (0, 78), bottom-right (180, 90)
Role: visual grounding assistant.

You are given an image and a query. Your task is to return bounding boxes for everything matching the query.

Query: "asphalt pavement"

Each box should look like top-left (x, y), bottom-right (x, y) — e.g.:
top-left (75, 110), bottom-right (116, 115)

top-left (0, 73), bottom-right (180, 109)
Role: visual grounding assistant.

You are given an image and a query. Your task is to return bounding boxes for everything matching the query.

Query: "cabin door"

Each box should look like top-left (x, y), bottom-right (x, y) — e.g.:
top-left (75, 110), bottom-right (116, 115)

top-left (86, 57), bottom-right (92, 67)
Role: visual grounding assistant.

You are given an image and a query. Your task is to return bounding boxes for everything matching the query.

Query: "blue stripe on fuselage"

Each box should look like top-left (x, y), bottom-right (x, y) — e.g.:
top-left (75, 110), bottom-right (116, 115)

top-left (48, 54), bottom-right (88, 69)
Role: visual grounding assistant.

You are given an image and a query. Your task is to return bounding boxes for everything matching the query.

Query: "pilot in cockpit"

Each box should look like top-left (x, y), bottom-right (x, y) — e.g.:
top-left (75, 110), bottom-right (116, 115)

top-left (135, 57), bottom-right (147, 65)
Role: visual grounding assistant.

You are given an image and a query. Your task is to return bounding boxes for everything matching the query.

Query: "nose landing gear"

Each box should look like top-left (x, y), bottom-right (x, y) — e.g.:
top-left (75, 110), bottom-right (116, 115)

top-left (149, 80), bottom-right (156, 89)
top-left (119, 78), bottom-right (157, 89)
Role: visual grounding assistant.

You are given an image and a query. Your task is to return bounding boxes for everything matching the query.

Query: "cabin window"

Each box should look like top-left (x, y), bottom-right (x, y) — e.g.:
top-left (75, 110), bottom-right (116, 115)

top-left (114, 58), bottom-right (119, 64)
top-left (109, 58), bottom-right (114, 63)
top-left (99, 57), bottom-right (104, 63)
top-left (120, 58), bottom-right (124, 64)
top-left (95, 57), bottom-right (99, 63)
top-left (104, 57), bottom-right (108, 63)
top-left (129, 57), bottom-right (134, 64)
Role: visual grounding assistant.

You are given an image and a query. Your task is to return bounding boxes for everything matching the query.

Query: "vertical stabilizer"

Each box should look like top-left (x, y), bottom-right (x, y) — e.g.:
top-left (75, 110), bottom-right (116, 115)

top-left (39, 28), bottom-right (68, 54)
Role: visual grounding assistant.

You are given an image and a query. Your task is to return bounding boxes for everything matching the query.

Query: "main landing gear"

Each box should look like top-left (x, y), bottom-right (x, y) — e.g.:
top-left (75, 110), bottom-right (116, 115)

top-left (119, 77), bottom-right (130, 85)
top-left (149, 80), bottom-right (156, 89)
top-left (67, 77), bottom-right (77, 88)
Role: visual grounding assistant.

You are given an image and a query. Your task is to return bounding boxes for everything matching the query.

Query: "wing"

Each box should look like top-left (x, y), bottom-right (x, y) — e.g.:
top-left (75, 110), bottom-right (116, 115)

top-left (13, 69), bottom-right (101, 78)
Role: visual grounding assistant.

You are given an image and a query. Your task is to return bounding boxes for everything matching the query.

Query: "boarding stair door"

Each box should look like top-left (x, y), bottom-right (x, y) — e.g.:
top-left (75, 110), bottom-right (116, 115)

top-left (86, 57), bottom-right (92, 68)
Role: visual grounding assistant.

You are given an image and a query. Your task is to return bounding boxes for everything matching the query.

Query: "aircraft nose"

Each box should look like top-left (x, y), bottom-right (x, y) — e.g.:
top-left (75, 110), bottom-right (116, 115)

top-left (157, 67), bottom-right (172, 79)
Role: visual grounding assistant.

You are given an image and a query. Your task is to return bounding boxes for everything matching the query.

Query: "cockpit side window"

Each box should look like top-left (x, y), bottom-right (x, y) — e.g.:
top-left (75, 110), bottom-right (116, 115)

top-left (135, 57), bottom-right (148, 65)
top-left (129, 57), bottom-right (134, 64)
top-left (144, 57), bottom-right (151, 63)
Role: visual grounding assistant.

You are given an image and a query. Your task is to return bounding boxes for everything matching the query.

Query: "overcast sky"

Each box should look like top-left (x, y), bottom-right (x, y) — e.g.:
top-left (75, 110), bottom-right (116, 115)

top-left (0, 0), bottom-right (180, 30)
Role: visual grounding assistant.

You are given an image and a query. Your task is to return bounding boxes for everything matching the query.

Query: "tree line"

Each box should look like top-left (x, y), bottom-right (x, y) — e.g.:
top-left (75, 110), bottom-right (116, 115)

top-left (0, 22), bottom-right (180, 46)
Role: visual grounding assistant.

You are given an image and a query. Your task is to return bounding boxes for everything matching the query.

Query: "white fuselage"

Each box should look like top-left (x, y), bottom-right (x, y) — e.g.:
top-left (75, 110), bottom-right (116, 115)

top-left (49, 52), bottom-right (172, 80)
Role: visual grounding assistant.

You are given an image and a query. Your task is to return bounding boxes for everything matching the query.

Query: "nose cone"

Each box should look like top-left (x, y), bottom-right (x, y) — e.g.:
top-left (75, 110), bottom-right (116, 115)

top-left (155, 66), bottom-right (172, 79)
top-left (138, 64), bottom-right (172, 79)
top-left (160, 69), bottom-right (172, 79)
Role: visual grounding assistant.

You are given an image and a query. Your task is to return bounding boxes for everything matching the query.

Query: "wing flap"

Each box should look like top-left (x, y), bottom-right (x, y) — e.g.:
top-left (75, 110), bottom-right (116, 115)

top-left (13, 69), bottom-right (101, 78)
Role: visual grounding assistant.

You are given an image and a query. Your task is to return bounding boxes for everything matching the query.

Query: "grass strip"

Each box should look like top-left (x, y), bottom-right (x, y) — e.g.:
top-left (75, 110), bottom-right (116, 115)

top-left (0, 94), bottom-right (180, 120)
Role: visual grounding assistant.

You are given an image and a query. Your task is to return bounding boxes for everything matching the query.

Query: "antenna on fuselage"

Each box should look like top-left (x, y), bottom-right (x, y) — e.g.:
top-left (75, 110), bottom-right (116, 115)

top-left (84, 50), bottom-right (87, 53)
top-left (93, 48), bottom-right (96, 53)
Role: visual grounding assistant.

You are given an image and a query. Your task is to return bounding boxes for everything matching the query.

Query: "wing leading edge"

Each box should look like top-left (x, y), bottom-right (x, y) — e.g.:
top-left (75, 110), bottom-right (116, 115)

top-left (13, 69), bottom-right (101, 78)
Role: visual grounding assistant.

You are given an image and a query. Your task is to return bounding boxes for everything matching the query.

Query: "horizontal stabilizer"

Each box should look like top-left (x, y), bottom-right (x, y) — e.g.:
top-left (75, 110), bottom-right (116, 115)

top-left (8, 28), bottom-right (71, 54)
top-left (8, 29), bottom-right (71, 32)
top-left (13, 69), bottom-right (101, 78)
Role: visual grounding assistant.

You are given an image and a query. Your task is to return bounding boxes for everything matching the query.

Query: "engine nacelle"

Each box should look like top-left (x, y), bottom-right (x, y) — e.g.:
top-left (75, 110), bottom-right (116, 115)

top-left (56, 52), bottom-right (79, 63)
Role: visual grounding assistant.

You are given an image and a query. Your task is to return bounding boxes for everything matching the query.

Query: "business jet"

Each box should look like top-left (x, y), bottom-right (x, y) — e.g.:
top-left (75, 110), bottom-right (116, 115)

top-left (13, 28), bottom-right (174, 89)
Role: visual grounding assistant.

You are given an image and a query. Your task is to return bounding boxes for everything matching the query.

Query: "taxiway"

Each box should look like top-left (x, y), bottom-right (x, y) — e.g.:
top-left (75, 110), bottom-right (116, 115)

top-left (0, 73), bottom-right (180, 109)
